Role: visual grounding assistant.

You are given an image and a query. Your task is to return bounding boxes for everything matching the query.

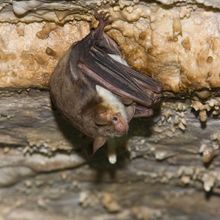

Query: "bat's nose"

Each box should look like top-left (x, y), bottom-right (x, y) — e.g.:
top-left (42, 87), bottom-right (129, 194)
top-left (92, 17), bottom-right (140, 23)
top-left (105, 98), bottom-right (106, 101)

top-left (113, 117), bottom-right (129, 135)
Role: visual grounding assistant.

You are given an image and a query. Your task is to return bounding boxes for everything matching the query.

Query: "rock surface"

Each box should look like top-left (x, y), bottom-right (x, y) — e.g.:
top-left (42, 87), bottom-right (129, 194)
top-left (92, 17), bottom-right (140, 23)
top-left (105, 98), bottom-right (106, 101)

top-left (0, 90), bottom-right (219, 219)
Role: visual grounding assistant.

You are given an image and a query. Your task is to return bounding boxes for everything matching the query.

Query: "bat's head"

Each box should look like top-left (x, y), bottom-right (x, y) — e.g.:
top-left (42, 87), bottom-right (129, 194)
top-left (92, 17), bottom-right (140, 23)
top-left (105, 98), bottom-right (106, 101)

top-left (95, 85), bottom-right (128, 137)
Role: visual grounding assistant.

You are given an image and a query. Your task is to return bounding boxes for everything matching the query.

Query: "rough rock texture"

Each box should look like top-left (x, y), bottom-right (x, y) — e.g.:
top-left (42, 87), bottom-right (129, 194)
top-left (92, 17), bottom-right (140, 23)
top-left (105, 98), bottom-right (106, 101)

top-left (0, 90), bottom-right (219, 219)
top-left (0, 0), bottom-right (219, 92)
top-left (156, 0), bottom-right (220, 9)
top-left (0, 21), bottom-right (89, 88)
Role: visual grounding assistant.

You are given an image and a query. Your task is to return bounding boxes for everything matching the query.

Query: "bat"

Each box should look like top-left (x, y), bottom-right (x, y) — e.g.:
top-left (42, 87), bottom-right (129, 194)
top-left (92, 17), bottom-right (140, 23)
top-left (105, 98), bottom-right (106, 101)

top-left (49, 14), bottom-right (162, 155)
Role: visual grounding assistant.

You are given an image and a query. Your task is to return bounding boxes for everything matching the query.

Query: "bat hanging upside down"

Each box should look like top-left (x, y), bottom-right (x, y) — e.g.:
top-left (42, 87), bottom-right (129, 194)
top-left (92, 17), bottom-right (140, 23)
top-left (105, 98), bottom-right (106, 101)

top-left (49, 15), bottom-right (162, 157)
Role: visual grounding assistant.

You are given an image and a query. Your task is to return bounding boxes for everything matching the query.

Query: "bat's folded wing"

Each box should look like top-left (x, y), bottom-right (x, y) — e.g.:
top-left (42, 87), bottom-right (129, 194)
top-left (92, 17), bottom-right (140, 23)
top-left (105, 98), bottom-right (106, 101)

top-left (79, 46), bottom-right (162, 107)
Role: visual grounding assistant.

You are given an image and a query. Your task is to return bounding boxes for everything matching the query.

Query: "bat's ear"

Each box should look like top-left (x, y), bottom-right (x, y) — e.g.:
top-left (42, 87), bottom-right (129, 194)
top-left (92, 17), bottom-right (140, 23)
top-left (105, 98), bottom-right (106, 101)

top-left (125, 105), bottom-right (136, 122)
top-left (93, 136), bottom-right (106, 154)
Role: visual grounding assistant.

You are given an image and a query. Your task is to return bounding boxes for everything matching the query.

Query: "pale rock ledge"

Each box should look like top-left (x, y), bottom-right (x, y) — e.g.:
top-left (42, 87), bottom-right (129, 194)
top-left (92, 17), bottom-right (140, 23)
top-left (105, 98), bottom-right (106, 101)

top-left (0, 0), bottom-right (220, 92)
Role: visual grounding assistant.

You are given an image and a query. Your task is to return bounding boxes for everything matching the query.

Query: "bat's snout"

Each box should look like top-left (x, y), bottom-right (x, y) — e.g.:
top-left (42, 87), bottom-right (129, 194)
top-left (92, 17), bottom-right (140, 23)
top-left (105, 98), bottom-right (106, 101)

top-left (112, 116), bottom-right (129, 135)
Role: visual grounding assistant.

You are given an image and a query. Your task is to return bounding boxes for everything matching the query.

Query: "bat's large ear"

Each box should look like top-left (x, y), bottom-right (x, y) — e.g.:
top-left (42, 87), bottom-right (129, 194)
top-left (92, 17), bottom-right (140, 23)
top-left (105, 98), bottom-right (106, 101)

top-left (93, 136), bottom-right (106, 154)
top-left (125, 105), bottom-right (136, 122)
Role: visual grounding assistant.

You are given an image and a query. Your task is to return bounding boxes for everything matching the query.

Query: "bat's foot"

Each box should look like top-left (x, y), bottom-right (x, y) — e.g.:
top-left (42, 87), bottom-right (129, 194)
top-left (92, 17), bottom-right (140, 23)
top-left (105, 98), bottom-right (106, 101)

top-left (94, 11), bottom-right (110, 26)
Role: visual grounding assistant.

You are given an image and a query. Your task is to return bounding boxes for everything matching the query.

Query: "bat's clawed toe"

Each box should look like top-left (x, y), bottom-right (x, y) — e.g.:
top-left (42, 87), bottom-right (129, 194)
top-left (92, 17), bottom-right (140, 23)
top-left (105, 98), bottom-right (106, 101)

top-left (94, 11), bottom-right (111, 26)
